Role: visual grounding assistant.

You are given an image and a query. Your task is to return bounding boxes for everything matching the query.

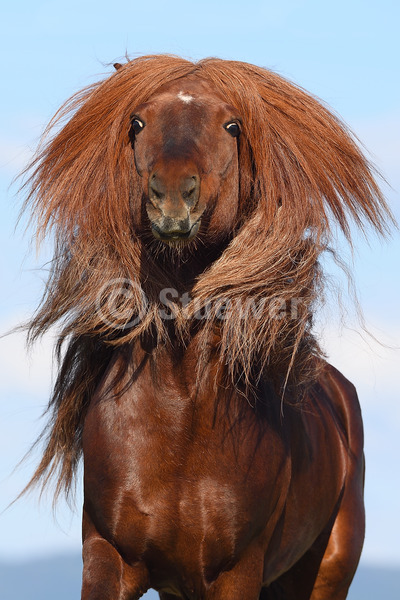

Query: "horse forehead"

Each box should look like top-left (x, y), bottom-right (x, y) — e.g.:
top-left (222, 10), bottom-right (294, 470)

top-left (148, 78), bottom-right (228, 116)
top-left (154, 76), bottom-right (221, 99)
top-left (141, 79), bottom-right (237, 142)
top-left (144, 94), bottom-right (222, 138)
top-left (177, 90), bottom-right (195, 104)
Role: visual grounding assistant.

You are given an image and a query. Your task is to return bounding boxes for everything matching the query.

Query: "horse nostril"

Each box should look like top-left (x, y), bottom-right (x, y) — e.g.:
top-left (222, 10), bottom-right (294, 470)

top-left (181, 176), bottom-right (199, 204)
top-left (149, 175), bottom-right (165, 202)
top-left (151, 186), bottom-right (164, 200)
top-left (182, 185), bottom-right (195, 200)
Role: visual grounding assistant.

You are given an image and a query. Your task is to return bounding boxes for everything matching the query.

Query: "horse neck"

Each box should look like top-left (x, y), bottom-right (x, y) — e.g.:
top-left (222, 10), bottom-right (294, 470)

top-left (123, 330), bottom-right (277, 433)
top-left (144, 237), bottom-right (231, 288)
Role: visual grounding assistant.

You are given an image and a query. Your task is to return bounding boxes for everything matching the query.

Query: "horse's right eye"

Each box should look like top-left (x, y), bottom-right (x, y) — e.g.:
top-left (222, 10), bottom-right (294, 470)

top-left (131, 118), bottom-right (145, 134)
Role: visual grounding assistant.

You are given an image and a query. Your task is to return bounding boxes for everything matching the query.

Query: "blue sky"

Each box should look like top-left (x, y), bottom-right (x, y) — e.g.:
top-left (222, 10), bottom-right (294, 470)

top-left (1, 0), bottom-right (399, 567)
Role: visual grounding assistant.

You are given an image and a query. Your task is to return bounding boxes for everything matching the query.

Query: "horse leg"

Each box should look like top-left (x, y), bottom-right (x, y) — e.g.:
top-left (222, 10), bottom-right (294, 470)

top-left (308, 480), bottom-right (365, 599)
top-left (261, 470), bottom-right (365, 600)
top-left (205, 546), bottom-right (264, 600)
top-left (304, 406), bottom-right (365, 600)
top-left (81, 512), bottom-right (149, 600)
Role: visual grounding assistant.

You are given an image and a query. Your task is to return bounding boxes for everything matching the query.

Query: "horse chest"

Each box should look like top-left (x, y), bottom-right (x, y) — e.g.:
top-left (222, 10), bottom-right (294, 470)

top-left (82, 360), bottom-right (290, 580)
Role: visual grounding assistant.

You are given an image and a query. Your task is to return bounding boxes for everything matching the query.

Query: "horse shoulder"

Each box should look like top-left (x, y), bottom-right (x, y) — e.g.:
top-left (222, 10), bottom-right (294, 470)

top-left (318, 362), bottom-right (364, 460)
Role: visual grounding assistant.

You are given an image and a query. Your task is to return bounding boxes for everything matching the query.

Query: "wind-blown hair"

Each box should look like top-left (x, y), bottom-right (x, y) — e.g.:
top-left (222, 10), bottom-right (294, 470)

top-left (21, 54), bottom-right (393, 497)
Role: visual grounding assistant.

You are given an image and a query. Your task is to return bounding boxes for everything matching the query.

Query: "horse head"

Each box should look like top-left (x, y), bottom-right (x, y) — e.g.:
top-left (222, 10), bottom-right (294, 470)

top-left (130, 77), bottom-right (241, 245)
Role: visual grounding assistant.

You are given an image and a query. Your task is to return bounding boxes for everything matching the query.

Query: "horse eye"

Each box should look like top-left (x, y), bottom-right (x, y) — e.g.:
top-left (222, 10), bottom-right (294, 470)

top-left (225, 122), bottom-right (241, 137)
top-left (131, 118), bottom-right (145, 134)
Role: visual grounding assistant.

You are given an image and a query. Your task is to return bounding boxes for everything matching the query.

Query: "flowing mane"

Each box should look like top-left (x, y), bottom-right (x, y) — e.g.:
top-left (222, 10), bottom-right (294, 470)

top-left (21, 54), bottom-right (393, 497)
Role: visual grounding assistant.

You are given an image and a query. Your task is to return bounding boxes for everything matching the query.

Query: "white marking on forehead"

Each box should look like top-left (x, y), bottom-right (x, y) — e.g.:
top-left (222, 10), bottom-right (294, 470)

top-left (177, 91), bottom-right (194, 104)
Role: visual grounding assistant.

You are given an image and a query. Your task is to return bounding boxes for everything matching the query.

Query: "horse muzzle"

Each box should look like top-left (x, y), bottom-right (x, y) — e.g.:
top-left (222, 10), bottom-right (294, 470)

top-left (146, 170), bottom-right (203, 244)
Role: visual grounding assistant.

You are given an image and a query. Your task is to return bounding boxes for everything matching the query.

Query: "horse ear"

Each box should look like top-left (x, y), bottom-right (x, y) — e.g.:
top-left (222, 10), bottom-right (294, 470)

top-left (113, 62), bottom-right (123, 71)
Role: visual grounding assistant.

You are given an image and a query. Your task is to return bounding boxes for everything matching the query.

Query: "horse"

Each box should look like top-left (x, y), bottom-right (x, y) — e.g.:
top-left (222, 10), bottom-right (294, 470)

top-left (22, 55), bottom-right (393, 599)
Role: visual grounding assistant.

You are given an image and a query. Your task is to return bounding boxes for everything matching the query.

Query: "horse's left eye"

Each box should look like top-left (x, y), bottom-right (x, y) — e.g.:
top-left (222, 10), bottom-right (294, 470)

top-left (131, 118), bottom-right (145, 134)
top-left (224, 122), bottom-right (241, 137)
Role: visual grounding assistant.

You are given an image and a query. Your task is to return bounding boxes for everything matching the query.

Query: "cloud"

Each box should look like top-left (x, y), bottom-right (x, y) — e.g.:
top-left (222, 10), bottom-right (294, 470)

top-left (0, 139), bottom-right (35, 178)
top-left (0, 316), bottom-right (54, 398)
top-left (323, 326), bottom-right (399, 404)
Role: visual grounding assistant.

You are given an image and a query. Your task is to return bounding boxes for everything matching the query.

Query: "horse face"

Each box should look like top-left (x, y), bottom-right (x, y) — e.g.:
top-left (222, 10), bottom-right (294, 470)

top-left (130, 78), bottom-right (241, 245)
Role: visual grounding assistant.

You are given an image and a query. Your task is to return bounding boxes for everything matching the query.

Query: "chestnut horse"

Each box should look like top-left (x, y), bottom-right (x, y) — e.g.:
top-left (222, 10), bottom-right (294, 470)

top-left (22, 56), bottom-right (393, 599)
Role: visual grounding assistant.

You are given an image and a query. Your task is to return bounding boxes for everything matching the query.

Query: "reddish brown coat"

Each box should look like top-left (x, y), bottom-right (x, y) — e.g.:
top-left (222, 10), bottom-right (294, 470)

top-left (21, 56), bottom-right (393, 599)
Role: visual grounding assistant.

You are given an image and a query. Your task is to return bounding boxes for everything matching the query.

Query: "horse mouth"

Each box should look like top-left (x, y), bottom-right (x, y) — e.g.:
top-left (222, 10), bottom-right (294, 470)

top-left (151, 220), bottom-right (201, 244)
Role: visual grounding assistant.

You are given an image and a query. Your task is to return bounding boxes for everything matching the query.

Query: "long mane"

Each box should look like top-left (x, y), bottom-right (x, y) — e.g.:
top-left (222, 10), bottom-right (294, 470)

top-left (21, 54), bottom-right (393, 497)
